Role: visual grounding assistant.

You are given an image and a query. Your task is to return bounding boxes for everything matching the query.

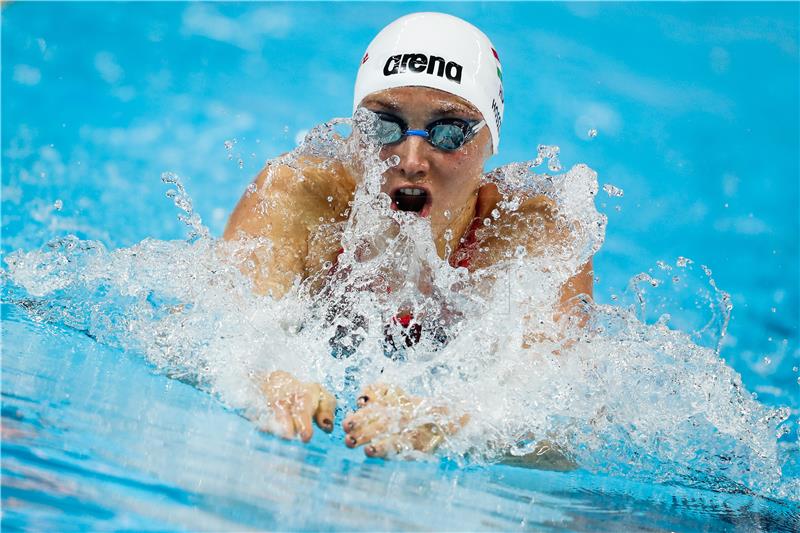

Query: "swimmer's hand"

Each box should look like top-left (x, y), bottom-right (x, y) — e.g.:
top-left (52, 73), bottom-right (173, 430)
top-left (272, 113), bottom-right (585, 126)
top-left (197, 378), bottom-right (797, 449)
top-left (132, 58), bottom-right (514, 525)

top-left (259, 370), bottom-right (336, 442)
top-left (342, 383), bottom-right (468, 458)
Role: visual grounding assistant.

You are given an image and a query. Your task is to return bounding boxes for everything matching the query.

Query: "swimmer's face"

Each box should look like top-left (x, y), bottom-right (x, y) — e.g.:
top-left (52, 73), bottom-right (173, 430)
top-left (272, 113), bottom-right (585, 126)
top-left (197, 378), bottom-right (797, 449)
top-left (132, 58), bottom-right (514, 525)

top-left (359, 87), bottom-right (492, 250)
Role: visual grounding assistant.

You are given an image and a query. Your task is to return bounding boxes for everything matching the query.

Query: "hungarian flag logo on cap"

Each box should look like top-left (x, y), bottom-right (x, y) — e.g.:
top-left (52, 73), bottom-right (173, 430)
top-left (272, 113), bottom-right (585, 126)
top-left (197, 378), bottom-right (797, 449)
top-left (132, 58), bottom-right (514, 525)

top-left (491, 47), bottom-right (502, 81)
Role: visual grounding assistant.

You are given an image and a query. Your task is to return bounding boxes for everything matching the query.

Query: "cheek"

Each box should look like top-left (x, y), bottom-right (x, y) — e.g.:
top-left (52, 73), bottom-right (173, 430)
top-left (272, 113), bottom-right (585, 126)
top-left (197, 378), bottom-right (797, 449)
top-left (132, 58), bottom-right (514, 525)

top-left (434, 149), bottom-right (485, 194)
top-left (435, 159), bottom-right (483, 207)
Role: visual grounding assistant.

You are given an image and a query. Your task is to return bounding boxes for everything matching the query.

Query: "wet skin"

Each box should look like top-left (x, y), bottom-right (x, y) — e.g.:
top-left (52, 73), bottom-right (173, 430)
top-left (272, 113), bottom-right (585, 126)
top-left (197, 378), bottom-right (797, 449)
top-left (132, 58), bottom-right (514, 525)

top-left (225, 86), bottom-right (594, 453)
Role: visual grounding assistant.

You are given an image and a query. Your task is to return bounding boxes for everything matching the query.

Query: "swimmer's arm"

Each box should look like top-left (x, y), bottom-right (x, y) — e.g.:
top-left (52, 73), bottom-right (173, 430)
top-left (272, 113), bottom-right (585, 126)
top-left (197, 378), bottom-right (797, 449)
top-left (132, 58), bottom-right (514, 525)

top-left (557, 258), bottom-right (593, 318)
top-left (224, 158), bottom-right (355, 297)
top-left (512, 195), bottom-right (594, 337)
top-left (470, 189), bottom-right (593, 344)
top-left (512, 194), bottom-right (594, 323)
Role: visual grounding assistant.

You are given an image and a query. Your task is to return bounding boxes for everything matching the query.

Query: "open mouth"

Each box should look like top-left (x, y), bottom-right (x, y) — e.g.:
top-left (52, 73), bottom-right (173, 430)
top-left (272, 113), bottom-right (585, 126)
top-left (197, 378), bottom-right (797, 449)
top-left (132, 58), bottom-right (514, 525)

top-left (391, 187), bottom-right (431, 216)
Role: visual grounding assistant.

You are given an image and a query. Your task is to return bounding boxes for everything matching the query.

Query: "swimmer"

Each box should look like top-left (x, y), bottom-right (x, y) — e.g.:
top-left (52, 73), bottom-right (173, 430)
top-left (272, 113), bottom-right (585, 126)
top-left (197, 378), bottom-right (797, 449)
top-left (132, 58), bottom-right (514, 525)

top-left (224, 13), bottom-right (592, 455)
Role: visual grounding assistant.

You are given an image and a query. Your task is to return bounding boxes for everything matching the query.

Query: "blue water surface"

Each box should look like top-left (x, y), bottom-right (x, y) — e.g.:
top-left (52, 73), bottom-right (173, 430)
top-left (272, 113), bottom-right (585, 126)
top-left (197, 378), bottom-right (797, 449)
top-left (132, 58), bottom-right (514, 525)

top-left (2, 2), bottom-right (799, 531)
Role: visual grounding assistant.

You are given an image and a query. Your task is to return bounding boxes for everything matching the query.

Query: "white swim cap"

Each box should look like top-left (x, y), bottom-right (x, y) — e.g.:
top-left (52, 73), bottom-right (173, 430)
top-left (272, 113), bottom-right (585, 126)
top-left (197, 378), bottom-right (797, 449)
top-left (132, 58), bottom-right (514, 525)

top-left (353, 12), bottom-right (504, 154)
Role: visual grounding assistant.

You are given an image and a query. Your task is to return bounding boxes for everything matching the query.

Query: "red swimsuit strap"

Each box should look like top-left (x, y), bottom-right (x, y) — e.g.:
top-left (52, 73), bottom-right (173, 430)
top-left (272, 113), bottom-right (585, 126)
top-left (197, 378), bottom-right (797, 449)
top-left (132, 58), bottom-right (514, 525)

top-left (450, 216), bottom-right (483, 269)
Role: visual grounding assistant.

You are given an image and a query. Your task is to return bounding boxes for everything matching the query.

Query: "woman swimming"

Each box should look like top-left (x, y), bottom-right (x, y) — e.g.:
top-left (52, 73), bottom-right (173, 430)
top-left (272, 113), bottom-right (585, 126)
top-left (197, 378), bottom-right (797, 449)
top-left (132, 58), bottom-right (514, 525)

top-left (224, 12), bottom-right (593, 456)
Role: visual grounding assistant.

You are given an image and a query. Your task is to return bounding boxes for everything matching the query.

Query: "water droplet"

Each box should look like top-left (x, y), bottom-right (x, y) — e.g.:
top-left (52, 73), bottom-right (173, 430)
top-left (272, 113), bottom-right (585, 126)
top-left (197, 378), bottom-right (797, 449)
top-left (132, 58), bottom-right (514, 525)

top-left (483, 218), bottom-right (491, 227)
top-left (676, 256), bottom-right (693, 268)
top-left (533, 144), bottom-right (561, 171)
top-left (602, 184), bottom-right (624, 198)
top-left (53, 199), bottom-right (63, 211)
top-left (326, 196), bottom-right (334, 203)
top-left (443, 210), bottom-right (451, 219)
top-left (588, 128), bottom-right (598, 138)
top-left (763, 357), bottom-right (771, 365)
top-left (491, 208), bottom-right (501, 220)
top-left (515, 245), bottom-right (527, 258)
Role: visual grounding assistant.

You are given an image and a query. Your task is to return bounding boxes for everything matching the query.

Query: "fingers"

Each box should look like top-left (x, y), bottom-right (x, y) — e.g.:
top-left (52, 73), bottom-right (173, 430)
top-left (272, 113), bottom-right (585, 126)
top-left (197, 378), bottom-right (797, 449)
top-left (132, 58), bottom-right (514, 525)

top-left (290, 392), bottom-right (317, 443)
top-left (364, 435), bottom-right (401, 458)
top-left (259, 371), bottom-right (336, 442)
top-left (343, 407), bottom-right (390, 448)
top-left (314, 386), bottom-right (336, 433)
top-left (411, 423), bottom-right (446, 453)
top-left (260, 373), bottom-right (461, 457)
top-left (364, 424), bottom-right (445, 458)
top-left (269, 400), bottom-right (297, 440)
top-left (356, 382), bottom-right (391, 407)
top-left (357, 383), bottom-right (415, 409)
top-left (345, 385), bottom-right (448, 456)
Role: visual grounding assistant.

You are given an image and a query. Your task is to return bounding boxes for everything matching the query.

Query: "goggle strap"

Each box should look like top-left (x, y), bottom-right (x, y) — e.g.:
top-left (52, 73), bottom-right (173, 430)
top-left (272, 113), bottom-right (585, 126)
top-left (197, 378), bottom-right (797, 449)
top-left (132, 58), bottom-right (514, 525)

top-left (468, 119), bottom-right (487, 138)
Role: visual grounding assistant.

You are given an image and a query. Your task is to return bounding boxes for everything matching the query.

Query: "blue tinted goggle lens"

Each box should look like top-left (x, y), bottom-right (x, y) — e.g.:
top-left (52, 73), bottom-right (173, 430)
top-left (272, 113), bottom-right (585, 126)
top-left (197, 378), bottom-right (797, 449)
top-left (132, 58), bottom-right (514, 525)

top-left (374, 114), bottom-right (478, 151)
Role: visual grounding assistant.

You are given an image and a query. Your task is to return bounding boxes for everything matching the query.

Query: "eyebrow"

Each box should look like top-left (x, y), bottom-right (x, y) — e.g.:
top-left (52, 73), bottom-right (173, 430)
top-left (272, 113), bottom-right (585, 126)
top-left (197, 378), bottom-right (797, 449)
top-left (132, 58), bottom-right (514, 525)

top-left (362, 98), bottom-right (401, 111)
top-left (432, 102), bottom-right (476, 116)
top-left (361, 97), bottom-right (479, 118)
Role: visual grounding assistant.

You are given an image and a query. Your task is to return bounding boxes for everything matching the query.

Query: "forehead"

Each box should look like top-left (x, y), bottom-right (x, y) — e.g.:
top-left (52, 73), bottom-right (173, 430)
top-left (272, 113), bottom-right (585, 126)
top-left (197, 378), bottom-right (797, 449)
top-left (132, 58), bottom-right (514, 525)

top-left (360, 86), bottom-right (481, 118)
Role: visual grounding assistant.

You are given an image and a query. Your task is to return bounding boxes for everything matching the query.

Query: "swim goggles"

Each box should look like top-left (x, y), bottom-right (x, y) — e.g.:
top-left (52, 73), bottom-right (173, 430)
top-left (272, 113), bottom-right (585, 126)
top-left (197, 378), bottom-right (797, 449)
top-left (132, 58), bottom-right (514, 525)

top-left (371, 112), bottom-right (486, 151)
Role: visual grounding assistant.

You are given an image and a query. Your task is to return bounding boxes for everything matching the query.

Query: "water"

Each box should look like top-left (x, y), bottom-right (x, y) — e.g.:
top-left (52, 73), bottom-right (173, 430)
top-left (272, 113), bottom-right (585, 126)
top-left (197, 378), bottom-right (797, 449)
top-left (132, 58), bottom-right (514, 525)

top-left (3, 2), bottom-right (799, 531)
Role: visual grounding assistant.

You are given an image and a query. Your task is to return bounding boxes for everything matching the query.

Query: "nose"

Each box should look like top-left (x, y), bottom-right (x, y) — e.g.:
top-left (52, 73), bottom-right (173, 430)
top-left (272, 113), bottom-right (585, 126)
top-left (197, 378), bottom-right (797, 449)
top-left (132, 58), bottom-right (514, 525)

top-left (387, 135), bottom-right (431, 181)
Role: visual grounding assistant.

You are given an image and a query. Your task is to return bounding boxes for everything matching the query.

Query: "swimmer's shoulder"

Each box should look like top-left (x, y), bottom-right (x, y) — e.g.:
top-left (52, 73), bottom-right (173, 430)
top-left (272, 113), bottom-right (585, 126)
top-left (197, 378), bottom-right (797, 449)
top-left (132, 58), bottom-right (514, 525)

top-left (466, 184), bottom-right (562, 268)
top-left (224, 155), bottom-right (355, 241)
top-left (256, 155), bottom-right (356, 205)
top-left (475, 183), bottom-right (558, 228)
top-left (516, 194), bottom-right (558, 223)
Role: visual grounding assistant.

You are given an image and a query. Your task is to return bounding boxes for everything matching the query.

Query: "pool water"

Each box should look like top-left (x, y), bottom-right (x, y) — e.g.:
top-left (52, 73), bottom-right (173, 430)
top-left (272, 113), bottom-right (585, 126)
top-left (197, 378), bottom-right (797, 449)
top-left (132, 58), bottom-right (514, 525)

top-left (3, 2), bottom-right (799, 531)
